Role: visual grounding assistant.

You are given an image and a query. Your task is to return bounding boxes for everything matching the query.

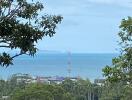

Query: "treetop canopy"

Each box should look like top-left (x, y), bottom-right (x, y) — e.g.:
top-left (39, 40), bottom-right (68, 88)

top-left (0, 0), bottom-right (63, 67)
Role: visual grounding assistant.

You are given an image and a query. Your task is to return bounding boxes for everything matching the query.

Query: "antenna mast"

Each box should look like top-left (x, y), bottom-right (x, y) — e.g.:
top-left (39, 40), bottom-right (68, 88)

top-left (67, 52), bottom-right (71, 78)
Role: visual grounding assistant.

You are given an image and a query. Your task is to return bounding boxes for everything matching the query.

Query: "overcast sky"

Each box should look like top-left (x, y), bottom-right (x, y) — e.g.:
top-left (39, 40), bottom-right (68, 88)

top-left (36, 0), bottom-right (132, 53)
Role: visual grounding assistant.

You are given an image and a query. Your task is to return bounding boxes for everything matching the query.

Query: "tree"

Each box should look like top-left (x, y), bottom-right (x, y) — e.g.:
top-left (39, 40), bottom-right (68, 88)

top-left (103, 17), bottom-right (132, 84)
top-left (0, 0), bottom-right (62, 67)
top-left (62, 92), bottom-right (75, 100)
top-left (10, 84), bottom-right (53, 100)
top-left (10, 83), bottom-right (74, 100)
top-left (99, 82), bottom-right (124, 100)
top-left (10, 79), bottom-right (97, 100)
top-left (7, 73), bottom-right (32, 94)
top-left (102, 17), bottom-right (132, 99)
top-left (61, 78), bottom-right (95, 100)
top-left (0, 79), bottom-right (8, 97)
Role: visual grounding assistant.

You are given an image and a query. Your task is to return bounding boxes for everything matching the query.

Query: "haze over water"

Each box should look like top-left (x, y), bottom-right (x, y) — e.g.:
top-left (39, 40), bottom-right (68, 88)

top-left (0, 52), bottom-right (118, 81)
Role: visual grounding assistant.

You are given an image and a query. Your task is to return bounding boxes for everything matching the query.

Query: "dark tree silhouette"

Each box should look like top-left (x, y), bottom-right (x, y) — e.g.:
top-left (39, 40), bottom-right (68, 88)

top-left (0, 0), bottom-right (63, 67)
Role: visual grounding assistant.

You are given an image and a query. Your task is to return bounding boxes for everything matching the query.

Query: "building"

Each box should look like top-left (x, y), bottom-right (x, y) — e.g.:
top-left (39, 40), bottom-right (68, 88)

top-left (11, 73), bottom-right (79, 85)
top-left (35, 76), bottom-right (79, 84)
top-left (36, 76), bottom-right (50, 84)
top-left (94, 79), bottom-right (105, 86)
top-left (36, 76), bottom-right (65, 84)
top-left (48, 76), bottom-right (65, 84)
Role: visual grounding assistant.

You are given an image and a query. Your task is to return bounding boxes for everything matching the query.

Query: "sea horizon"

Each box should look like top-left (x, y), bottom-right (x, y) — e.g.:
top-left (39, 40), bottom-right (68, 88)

top-left (0, 52), bottom-right (118, 81)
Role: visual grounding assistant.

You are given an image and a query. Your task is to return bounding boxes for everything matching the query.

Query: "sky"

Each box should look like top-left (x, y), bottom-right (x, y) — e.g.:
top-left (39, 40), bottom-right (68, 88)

top-left (36, 0), bottom-right (132, 53)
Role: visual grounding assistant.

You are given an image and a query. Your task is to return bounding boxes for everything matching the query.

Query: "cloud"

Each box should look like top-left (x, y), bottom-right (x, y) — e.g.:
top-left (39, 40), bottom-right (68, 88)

top-left (42, 0), bottom-right (132, 16)
top-left (40, 0), bottom-right (132, 29)
top-left (42, 0), bottom-right (132, 9)
top-left (35, 0), bottom-right (132, 53)
top-left (87, 0), bottom-right (132, 8)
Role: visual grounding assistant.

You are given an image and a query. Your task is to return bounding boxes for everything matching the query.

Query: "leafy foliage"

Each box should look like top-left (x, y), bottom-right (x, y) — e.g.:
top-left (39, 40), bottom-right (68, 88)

top-left (0, 75), bottom-right (101, 100)
top-left (0, 74), bottom-right (131, 100)
top-left (0, 0), bottom-right (63, 67)
top-left (101, 17), bottom-right (132, 99)
top-left (103, 17), bottom-right (132, 84)
top-left (100, 82), bottom-right (132, 100)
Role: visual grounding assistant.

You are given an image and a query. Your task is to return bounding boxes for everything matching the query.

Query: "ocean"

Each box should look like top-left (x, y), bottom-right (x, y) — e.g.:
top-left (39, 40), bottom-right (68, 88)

top-left (0, 53), bottom-right (118, 81)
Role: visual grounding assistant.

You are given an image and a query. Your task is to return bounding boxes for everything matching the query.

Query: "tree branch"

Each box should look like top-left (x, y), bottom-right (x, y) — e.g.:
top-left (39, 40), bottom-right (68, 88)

top-left (0, 3), bottom-right (23, 22)
top-left (7, 4), bottom-right (21, 19)
top-left (0, 45), bottom-right (10, 48)
top-left (11, 52), bottom-right (25, 59)
top-left (0, 40), bottom-right (10, 44)
top-left (11, 52), bottom-right (29, 59)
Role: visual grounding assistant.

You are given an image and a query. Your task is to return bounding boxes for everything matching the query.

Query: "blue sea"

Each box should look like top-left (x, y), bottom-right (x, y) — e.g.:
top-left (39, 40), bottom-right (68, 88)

top-left (0, 53), bottom-right (118, 81)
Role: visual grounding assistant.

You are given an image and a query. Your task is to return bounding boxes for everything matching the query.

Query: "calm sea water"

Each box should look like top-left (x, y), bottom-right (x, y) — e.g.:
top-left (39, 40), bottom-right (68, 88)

top-left (0, 53), bottom-right (118, 80)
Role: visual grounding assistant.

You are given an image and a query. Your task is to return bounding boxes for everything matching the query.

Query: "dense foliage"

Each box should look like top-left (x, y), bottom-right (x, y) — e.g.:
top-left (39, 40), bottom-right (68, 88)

top-left (0, 74), bottom-right (131, 100)
top-left (102, 17), bottom-right (132, 100)
top-left (0, 0), bottom-right (62, 67)
top-left (103, 17), bottom-right (132, 84)
top-left (0, 74), bottom-right (102, 100)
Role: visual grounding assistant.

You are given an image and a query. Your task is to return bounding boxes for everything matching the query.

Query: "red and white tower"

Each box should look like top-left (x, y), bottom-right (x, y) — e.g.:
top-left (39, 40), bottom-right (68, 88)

top-left (67, 52), bottom-right (71, 78)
